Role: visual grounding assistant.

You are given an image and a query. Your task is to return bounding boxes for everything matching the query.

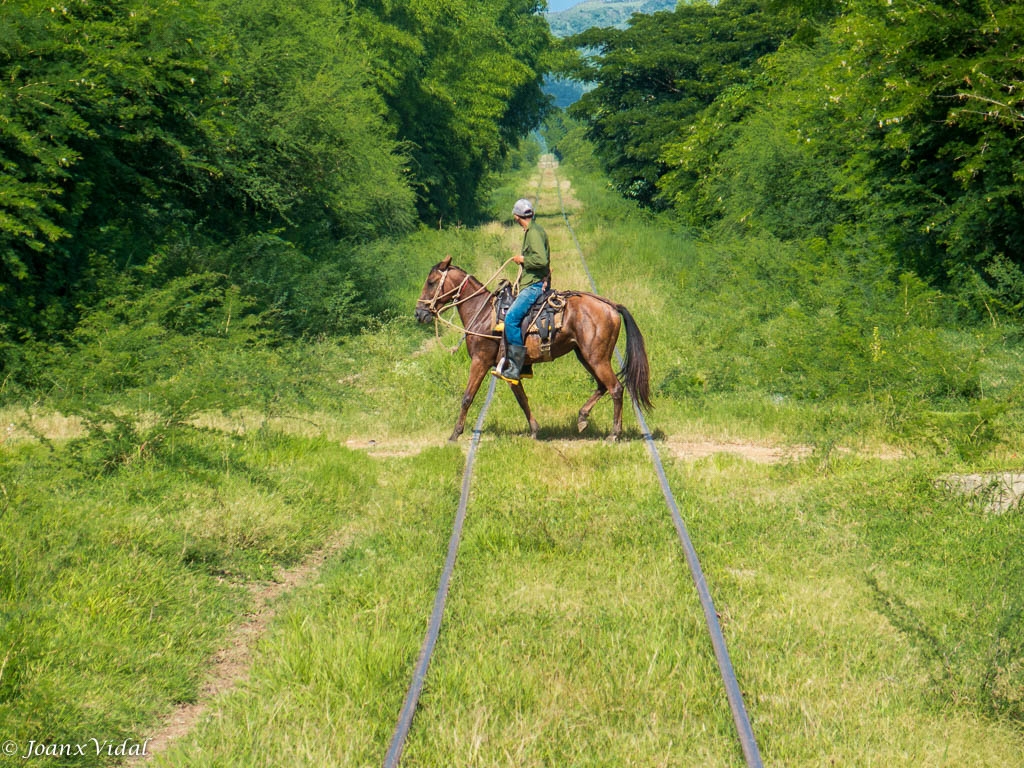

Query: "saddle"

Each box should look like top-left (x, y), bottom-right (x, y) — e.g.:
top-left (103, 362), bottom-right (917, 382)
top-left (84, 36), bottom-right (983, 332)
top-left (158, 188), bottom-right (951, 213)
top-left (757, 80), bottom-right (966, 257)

top-left (492, 281), bottom-right (567, 361)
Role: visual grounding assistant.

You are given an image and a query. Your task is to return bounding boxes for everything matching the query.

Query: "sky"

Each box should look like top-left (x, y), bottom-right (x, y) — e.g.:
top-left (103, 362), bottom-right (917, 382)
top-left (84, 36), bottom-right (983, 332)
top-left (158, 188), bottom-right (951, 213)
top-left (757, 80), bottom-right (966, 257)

top-left (546, 0), bottom-right (585, 11)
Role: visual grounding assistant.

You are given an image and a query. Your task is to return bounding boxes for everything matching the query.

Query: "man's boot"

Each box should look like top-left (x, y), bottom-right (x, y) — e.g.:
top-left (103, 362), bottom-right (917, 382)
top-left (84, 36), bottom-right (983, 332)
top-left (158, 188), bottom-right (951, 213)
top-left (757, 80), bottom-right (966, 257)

top-left (496, 344), bottom-right (527, 385)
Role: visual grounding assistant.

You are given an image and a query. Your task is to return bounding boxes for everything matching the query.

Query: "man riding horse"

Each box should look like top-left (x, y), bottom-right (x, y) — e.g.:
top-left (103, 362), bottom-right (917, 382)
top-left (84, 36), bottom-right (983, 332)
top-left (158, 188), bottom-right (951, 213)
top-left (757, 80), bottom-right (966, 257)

top-left (493, 198), bottom-right (550, 385)
top-left (414, 202), bottom-right (652, 441)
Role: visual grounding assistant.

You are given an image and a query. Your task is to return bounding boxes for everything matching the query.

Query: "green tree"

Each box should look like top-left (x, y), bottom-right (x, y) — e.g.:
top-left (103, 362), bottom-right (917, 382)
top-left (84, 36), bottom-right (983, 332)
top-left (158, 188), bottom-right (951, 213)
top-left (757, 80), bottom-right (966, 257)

top-left (208, 0), bottom-right (416, 244)
top-left (0, 0), bottom-right (231, 345)
top-left (658, 36), bottom-right (856, 237)
top-left (828, 0), bottom-right (1024, 288)
top-left (1, 0), bottom-right (556, 376)
top-left (581, 0), bottom-right (1024, 317)
top-left (702, 0), bottom-right (1024, 300)
top-left (566, 0), bottom-right (799, 207)
top-left (347, 0), bottom-right (555, 222)
top-left (1, 0), bottom-right (417, 365)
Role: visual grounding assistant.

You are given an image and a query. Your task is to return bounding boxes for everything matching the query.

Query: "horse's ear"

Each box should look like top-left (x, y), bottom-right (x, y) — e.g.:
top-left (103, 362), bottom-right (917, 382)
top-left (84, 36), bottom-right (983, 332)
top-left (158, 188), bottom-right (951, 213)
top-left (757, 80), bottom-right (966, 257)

top-left (439, 255), bottom-right (452, 269)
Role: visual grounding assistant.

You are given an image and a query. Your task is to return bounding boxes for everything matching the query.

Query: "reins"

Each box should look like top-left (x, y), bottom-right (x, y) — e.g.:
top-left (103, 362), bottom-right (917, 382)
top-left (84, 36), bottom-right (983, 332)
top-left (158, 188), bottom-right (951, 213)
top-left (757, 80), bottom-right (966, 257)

top-left (418, 258), bottom-right (518, 341)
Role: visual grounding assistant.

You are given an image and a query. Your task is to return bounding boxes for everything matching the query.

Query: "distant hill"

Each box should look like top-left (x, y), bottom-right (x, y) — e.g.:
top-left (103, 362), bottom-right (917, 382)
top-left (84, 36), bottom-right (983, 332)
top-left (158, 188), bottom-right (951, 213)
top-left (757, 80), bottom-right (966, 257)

top-left (543, 0), bottom-right (678, 107)
top-left (546, 0), bottom-right (678, 38)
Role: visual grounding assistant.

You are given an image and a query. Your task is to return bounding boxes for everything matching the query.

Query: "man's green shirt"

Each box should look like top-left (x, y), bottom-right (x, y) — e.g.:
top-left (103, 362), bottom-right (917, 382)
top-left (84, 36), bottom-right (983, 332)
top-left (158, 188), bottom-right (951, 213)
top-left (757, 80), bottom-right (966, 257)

top-left (520, 222), bottom-right (550, 288)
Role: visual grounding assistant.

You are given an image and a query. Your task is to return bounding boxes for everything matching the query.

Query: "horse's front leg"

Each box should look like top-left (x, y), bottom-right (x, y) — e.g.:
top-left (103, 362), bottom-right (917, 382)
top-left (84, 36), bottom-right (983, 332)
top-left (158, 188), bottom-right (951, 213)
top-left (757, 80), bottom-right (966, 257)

top-left (450, 357), bottom-right (490, 442)
top-left (509, 382), bottom-right (539, 439)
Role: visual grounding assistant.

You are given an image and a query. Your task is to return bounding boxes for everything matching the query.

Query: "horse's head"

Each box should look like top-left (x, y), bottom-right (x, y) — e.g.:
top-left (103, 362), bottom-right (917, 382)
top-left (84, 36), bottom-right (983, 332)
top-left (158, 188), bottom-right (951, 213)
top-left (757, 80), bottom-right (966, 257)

top-left (415, 255), bottom-right (461, 323)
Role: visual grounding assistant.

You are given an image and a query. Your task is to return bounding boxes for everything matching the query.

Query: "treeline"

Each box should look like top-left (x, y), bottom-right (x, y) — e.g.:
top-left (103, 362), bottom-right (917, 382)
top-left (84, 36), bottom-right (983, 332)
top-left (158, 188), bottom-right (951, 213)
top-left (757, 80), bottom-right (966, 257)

top-left (561, 0), bottom-right (1024, 314)
top-left (0, 0), bottom-right (552, 380)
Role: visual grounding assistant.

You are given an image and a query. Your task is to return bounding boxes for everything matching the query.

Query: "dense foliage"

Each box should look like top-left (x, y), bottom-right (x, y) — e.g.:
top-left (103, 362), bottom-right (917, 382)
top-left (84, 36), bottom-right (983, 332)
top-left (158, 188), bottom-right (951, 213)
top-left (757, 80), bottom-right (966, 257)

top-left (563, 0), bottom-right (1024, 311)
top-left (565, 0), bottom-right (815, 206)
top-left (347, 0), bottom-right (553, 223)
top-left (0, 0), bottom-right (553, 378)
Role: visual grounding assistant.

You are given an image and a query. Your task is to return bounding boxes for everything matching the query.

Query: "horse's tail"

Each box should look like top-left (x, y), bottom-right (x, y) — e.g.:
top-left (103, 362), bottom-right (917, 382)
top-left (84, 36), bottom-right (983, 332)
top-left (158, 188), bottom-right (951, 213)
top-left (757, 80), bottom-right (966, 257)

top-left (616, 305), bottom-right (653, 414)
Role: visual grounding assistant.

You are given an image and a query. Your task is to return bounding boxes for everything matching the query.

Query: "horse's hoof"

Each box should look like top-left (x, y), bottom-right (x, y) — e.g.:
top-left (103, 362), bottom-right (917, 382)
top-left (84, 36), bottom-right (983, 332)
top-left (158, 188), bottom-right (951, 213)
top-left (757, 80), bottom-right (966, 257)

top-left (577, 417), bottom-right (589, 433)
top-left (448, 432), bottom-right (462, 443)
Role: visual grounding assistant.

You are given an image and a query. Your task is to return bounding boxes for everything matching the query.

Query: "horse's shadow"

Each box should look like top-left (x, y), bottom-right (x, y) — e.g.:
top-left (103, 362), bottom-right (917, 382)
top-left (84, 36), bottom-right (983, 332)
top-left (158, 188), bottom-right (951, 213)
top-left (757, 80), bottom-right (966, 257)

top-left (487, 421), bottom-right (665, 443)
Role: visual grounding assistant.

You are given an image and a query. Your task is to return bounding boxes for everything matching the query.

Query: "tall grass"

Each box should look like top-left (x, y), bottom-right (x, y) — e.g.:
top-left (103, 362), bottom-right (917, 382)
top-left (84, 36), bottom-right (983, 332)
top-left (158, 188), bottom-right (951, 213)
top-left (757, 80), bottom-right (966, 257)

top-left (0, 221), bottom-right (502, 766)
top-left (0, 427), bottom-right (383, 767)
top-left (149, 440), bottom-right (1023, 766)
top-left (2, 154), bottom-right (1022, 766)
top-left (558, 157), bottom-right (1024, 459)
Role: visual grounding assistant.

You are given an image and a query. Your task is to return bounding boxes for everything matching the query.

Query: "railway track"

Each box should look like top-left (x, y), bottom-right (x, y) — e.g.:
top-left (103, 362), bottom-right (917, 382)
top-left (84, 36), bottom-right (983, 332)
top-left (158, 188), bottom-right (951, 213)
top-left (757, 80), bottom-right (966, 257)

top-left (384, 158), bottom-right (763, 767)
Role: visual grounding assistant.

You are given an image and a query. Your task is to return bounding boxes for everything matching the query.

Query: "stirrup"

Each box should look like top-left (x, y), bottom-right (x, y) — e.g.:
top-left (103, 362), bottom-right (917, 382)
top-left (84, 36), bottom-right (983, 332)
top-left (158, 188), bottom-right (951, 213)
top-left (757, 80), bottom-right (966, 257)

top-left (492, 343), bottom-right (525, 385)
top-left (491, 365), bottom-right (520, 385)
top-left (493, 321), bottom-right (505, 332)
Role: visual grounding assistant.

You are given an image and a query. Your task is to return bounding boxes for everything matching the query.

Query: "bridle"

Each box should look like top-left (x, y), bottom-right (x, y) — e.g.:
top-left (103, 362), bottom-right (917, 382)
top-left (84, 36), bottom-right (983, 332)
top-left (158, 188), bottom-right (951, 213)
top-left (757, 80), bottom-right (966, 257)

top-left (416, 265), bottom-right (480, 317)
top-left (417, 259), bottom-right (517, 340)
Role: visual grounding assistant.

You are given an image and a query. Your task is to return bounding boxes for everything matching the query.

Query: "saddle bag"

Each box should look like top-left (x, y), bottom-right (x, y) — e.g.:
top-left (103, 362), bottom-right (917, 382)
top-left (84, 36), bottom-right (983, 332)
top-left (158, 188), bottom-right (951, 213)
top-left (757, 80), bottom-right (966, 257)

top-left (492, 282), bottom-right (566, 361)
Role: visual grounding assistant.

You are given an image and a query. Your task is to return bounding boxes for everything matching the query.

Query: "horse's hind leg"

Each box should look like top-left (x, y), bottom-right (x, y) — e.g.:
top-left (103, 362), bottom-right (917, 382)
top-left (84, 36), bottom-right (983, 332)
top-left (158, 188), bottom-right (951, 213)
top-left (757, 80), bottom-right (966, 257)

top-left (510, 382), bottom-right (539, 439)
top-left (608, 370), bottom-right (625, 440)
top-left (575, 351), bottom-right (624, 439)
top-left (577, 384), bottom-right (607, 434)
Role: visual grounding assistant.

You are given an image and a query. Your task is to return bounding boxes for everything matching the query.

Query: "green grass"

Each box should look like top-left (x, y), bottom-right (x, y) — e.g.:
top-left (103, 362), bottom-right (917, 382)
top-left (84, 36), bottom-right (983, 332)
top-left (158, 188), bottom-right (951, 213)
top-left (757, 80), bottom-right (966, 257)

top-left (151, 446), bottom-right (466, 767)
top-left (0, 427), bottom-right (383, 767)
top-left (147, 440), bottom-right (1023, 766)
top-left (1, 155), bottom-right (1022, 765)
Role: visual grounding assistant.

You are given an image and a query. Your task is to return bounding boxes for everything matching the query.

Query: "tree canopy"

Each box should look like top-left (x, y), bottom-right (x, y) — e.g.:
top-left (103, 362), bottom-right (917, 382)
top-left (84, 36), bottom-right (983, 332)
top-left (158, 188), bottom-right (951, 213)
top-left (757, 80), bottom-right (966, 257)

top-left (347, 0), bottom-right (553, 222)
top-left (563, 0), bottom-right (1024, 310)
top-left (567, 0), bottom-right (804, 207)
top-left (0, 0), bottom-right (553, 370)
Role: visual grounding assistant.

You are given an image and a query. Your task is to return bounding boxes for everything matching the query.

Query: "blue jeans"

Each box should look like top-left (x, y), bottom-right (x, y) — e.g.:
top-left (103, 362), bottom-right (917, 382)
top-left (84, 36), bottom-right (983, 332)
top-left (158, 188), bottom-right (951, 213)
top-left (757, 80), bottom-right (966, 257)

top-left (504, 282), bottom-right (545, 347)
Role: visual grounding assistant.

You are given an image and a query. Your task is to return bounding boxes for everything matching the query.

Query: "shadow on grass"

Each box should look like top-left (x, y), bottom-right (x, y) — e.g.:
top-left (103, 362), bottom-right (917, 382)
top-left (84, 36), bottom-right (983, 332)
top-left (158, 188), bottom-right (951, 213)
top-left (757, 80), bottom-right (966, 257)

top-left (866, 573), bottom-right (947, 672)
top-left (485, 421), bottom-right (664, 443)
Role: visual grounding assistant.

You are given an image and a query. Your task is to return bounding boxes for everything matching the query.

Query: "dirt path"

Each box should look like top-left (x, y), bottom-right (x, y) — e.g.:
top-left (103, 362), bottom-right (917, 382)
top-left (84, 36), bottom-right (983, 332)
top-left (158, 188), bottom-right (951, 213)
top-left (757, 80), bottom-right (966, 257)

top-left (134, 529), bottom-right (357, 761)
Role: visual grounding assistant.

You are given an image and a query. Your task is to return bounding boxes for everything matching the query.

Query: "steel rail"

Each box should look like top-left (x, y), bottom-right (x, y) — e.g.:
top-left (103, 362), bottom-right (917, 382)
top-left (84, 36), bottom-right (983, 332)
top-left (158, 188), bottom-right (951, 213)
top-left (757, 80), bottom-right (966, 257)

top-left (384, 187), bottom-right (542, 766)
top-left (382, 377), bottom-right (497, 768)
top-left (553, 166), bottom-right (764, 768)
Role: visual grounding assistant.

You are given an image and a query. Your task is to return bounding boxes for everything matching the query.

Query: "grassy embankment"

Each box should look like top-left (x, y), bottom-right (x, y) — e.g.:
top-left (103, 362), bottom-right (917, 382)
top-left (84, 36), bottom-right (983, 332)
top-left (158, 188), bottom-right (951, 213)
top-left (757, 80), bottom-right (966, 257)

top-left (2, 156), bottom-right (1022, 766)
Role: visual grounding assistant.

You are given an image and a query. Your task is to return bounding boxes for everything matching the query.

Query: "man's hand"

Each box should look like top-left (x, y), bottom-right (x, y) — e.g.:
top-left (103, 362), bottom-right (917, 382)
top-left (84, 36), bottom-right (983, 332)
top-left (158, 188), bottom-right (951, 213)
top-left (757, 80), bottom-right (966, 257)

top-left (512, 255), bottom-right (524, 265)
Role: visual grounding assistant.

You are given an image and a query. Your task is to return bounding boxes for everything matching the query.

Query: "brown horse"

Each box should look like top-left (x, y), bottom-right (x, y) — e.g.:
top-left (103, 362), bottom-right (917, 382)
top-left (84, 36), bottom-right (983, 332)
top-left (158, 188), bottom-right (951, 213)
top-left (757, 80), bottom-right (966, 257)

top-left (415, 256), bottom-right (652, 441)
